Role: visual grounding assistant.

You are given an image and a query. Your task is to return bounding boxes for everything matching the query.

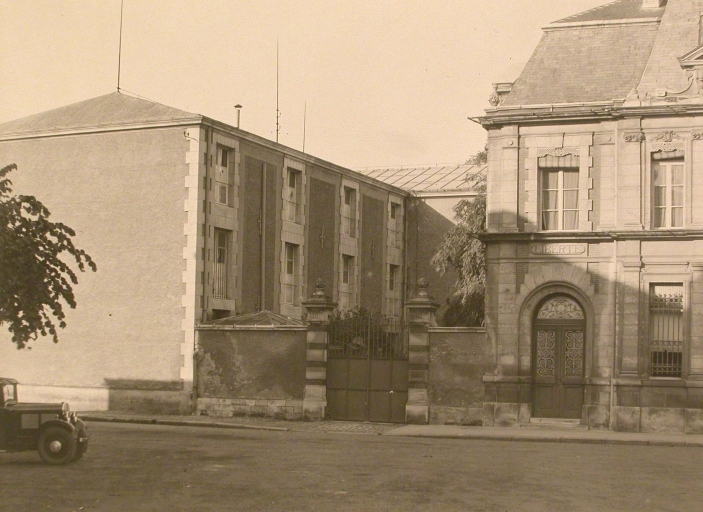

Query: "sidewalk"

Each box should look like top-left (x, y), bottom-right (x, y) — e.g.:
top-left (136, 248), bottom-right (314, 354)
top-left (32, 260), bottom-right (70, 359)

top-left (80, 411), bottom-right (703, 446)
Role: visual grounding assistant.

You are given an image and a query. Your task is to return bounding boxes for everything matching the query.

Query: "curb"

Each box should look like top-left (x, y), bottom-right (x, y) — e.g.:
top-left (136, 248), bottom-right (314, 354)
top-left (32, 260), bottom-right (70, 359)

top-left (385, 432), bottom-right (703, 447)
top-left (81, 415), bottom-right (290, 432)
top-left (81, 416), bottom-right (703, 446)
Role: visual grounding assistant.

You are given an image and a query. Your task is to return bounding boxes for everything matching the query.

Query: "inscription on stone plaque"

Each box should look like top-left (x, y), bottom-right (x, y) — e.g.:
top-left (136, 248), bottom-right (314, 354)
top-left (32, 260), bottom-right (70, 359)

top-left (530, 243), bottom-right (586, 256)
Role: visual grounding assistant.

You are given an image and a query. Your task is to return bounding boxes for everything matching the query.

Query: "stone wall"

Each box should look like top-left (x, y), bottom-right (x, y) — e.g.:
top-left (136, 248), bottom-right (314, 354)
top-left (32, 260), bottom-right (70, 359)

top-left (428, 327), bottom-right (487, 425)
top-left (196, 328), bottom-right (307, 419)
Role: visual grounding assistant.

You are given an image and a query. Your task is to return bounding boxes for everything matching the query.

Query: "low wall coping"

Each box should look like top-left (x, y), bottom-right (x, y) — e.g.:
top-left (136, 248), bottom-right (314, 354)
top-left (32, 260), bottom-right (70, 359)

top-left (196, 325), bottom-right (308, 332)
top-left (428, 327), bottom-right (486, 334)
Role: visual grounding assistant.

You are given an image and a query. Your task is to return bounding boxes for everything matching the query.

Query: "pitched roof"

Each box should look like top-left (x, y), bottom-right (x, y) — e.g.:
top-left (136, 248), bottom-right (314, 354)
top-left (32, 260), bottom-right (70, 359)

top-left (203, 310), bottom-right (304, 327)
top-left (553, 0), bottom-right (665, 24)
top-left (356, 163), bottom-right (484, 194)
top-left (0, 92), bottom-right (200, 137)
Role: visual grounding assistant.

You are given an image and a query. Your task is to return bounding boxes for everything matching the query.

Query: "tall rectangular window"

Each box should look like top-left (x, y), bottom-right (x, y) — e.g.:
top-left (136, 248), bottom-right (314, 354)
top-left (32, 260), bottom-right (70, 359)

top-left (213, 228), bottom-right (230, 299)
top-left (650, 284), bottom-right (684, 377)
top-left (342, 186), bottom-right (357, 237)
top-left (652, 159), bottom-right (684, 228)
top-left (284, 168), bottom-right (301, 223)
top-left (215, 146), bottom-right (234, 207)
top-left (342, 255), bottom-right (354, 284)
top-left (339, 254), bottom-right (355, 310)
top-left (540, 168), bottom-right (579, 231)
top-left (283, 242), bottom-right (299, 305)
top-left (389, 264), bottom-right (399, 291)
top-left (389, 202), bottom-right (402, 248)
top-left (386, 264), bottom-right (401, 317)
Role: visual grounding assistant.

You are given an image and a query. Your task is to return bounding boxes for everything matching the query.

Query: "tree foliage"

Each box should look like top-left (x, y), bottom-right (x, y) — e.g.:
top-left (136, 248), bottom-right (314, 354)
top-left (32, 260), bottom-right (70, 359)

top-left (0, 164), bottom-right (97, 349)
top-left (430, 151), bottom-right (486, 326)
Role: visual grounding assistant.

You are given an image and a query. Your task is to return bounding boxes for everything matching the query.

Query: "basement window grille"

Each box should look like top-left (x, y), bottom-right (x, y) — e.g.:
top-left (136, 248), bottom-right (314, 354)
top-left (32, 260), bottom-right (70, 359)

top-left (649, 284), bottom-right (684, 377)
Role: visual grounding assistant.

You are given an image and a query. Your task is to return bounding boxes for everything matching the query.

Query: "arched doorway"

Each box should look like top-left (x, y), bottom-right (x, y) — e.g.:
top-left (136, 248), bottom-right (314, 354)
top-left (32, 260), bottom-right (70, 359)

top-left (532, 295), bottom-right (585, 419)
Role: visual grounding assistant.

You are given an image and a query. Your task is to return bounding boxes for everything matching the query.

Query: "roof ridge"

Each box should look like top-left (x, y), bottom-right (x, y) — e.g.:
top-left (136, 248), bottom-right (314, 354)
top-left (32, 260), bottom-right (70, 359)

top-left (553, 0), bottom-right (624, 24)
top-left (117, 88), bottom-right (199, 117)
top-left (0, 91), bottom-right (201, 137)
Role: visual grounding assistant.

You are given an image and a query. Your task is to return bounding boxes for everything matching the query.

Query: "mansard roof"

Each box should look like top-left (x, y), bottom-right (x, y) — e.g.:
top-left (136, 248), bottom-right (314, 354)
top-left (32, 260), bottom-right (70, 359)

top-left (501, 21), bottom-right (660, 106)
top-left (553, 0), bottom-right (665, 24)
top-left (492, 0), bottom-right (703, 111)
top-left (0, 91), bottom-right (201, 137)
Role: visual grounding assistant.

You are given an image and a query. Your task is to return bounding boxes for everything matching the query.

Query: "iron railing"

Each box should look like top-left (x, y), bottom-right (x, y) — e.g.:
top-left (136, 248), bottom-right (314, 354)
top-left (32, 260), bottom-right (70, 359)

top-left (328, 310), bottom-right (407, 359)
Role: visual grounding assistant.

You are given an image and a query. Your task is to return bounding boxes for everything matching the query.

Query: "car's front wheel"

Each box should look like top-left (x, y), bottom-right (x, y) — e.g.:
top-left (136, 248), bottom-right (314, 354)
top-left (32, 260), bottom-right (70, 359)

top-left (37, 426), bottom-right (77, 465)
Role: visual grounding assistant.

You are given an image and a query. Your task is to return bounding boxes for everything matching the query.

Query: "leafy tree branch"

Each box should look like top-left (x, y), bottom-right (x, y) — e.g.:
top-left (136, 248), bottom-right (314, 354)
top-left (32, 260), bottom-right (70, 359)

top-left (0, 164), bottom-right (97, 349)
top-left (430, 151), bottom-right (486, 326)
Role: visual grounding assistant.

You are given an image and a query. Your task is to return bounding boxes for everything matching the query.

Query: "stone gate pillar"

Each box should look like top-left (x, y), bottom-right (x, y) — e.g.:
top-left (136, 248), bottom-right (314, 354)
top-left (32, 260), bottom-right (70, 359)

top-left (301, 279), bottom-right (337, 421)
top-left (405, 278), bottom-right (440, 424)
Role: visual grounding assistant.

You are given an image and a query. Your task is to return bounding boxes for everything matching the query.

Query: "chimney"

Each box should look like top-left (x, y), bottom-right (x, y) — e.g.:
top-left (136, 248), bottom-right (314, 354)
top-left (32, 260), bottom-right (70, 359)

top-left (642, 0), bottom-right (666, 8)
top-left (234, 104), bottom-right (242, 129)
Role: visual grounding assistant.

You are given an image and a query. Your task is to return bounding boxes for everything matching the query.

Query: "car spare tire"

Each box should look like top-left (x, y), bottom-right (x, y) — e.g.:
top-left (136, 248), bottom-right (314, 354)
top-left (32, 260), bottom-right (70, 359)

top-left (37, 426), bottom-right (77, 465)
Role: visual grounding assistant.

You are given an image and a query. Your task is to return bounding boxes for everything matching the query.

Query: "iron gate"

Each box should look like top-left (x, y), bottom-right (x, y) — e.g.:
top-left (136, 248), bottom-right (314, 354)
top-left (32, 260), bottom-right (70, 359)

top-left (326, 311), bottom-right (408, 423)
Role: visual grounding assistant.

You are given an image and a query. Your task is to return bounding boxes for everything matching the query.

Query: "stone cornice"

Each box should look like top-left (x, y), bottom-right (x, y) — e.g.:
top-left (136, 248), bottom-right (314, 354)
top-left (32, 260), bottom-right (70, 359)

top-left (0, 114), bottom-right (409, 198)
top-left (479, 231), bottom-right (703, 243)
top-left (479, 102), bottom-right (703, 128)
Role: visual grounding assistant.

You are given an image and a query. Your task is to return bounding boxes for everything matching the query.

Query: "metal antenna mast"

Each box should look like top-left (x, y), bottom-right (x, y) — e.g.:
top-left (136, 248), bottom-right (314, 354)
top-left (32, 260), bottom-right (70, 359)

top-left (276, 40), bottom-right (281, 143)
top-left (117, 0), bottom-right (124, 91)
top-left (302, 102), bottom-right (307, 153)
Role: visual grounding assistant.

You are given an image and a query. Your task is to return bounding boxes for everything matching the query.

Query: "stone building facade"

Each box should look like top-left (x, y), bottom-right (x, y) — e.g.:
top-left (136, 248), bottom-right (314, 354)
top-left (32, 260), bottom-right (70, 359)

top-left (0, 92), bottom-right (432, 413)
top-left (480, 0), bottom-right (703, 433)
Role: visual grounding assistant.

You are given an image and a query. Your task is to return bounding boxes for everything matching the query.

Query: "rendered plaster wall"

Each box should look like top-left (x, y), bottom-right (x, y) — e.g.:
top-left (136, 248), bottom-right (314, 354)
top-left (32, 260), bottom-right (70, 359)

top-left (0, 128), bottom-right (192, 413)
top-left (405, 198), bottom-right (458, 320)
top-left (196, 329), bottom-right (307, 418)
top-left (428, 328), bottom-right (487, 425)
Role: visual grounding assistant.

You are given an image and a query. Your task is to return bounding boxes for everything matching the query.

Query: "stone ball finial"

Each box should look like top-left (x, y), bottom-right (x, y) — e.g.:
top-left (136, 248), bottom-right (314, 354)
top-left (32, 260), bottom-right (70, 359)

top-left (416, 278), bottom-right (429, 298)
top-left (313, 278), bottom-right (327, 298)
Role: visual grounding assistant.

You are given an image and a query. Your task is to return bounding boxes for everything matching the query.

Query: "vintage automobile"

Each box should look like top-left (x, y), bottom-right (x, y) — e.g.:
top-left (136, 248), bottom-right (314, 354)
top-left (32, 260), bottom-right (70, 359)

top-left (0, 377), bottom-right (89, 464)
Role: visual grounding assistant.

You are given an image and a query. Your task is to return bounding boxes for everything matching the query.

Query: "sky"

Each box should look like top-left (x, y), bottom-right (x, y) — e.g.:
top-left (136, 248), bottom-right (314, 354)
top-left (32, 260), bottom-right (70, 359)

top-left (0, 0), bottom-right (606, 170)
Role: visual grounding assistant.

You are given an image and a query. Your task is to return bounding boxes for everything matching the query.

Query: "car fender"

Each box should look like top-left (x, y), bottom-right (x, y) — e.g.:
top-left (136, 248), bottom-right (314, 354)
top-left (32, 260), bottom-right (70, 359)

top-left (38, 419), bottom-right (76, 437)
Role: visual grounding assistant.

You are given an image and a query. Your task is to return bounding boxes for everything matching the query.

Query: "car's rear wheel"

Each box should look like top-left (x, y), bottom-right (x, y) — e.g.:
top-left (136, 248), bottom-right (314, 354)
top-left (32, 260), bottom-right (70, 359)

top-left (37, 426), bottom-right (77, 465)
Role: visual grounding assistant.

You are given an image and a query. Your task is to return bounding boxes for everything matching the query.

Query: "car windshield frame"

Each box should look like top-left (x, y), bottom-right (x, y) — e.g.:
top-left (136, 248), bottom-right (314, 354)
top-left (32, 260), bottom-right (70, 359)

top-left (3, 383), bottom-right (16, 404)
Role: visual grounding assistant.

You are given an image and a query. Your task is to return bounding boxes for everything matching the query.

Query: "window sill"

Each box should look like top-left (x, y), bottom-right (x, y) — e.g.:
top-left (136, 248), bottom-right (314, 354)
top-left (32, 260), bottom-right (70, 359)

top-left (210, 298), bottom-right (236, 311)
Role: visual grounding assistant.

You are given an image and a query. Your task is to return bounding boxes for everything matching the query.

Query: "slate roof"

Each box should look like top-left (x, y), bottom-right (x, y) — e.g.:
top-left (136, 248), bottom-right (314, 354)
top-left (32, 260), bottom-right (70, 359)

top-left (494, 1), bottom-right (703, 107)
top-left (356, 163), bottom-right (484, 194)
top-left (204, 311), bottom-right (304, 327)
top-left (502, 21), bottom-right (660, 105)
top-left (553, 0), bottom-right (665, 24)
top-left (0, 92), bottom-right (200, 136)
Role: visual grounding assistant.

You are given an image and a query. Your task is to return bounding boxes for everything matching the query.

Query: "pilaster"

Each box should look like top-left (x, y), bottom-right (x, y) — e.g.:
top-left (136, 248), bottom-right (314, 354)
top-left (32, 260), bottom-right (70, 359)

top-left (618, 256), bottom-right (643, 376)
top-left (690, 262), bottom-right (703, 377)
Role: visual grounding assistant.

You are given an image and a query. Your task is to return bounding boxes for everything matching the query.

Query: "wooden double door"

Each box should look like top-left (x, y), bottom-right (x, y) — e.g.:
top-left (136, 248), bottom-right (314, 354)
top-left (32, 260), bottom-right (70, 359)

top-left (533, 317), bottom-right (585, 419)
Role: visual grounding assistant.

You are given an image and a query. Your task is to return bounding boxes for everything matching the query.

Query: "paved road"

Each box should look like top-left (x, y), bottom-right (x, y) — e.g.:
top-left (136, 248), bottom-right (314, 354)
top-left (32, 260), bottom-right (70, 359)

top-left (1, 422), bottom-right (702, 512)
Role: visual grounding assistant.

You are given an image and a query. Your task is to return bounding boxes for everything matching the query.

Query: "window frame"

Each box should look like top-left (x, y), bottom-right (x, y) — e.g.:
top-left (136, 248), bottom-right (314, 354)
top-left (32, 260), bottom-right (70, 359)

top-left (215, 146), bottom-right (234, 207)
top-left (388, 264), bottom-right (399, 291)
top-left (284, 167), bottom-right (302, 223)
top-left (339, 253), bottom-right (356, 311)
top-left (539, 167), bottom-right (580, 232)
top-left (648, 282), bottom-right (686, 379)
top-left (212, 228), bottom-right (231, 300)
top-left (388, 201), bottom-right (402, 248)
top-left (651, 157), bottom-right (684, 229)
top-left (341, 186), bottom-right (357, 237)
top-left (283, 242), bottom-right (299, 305)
